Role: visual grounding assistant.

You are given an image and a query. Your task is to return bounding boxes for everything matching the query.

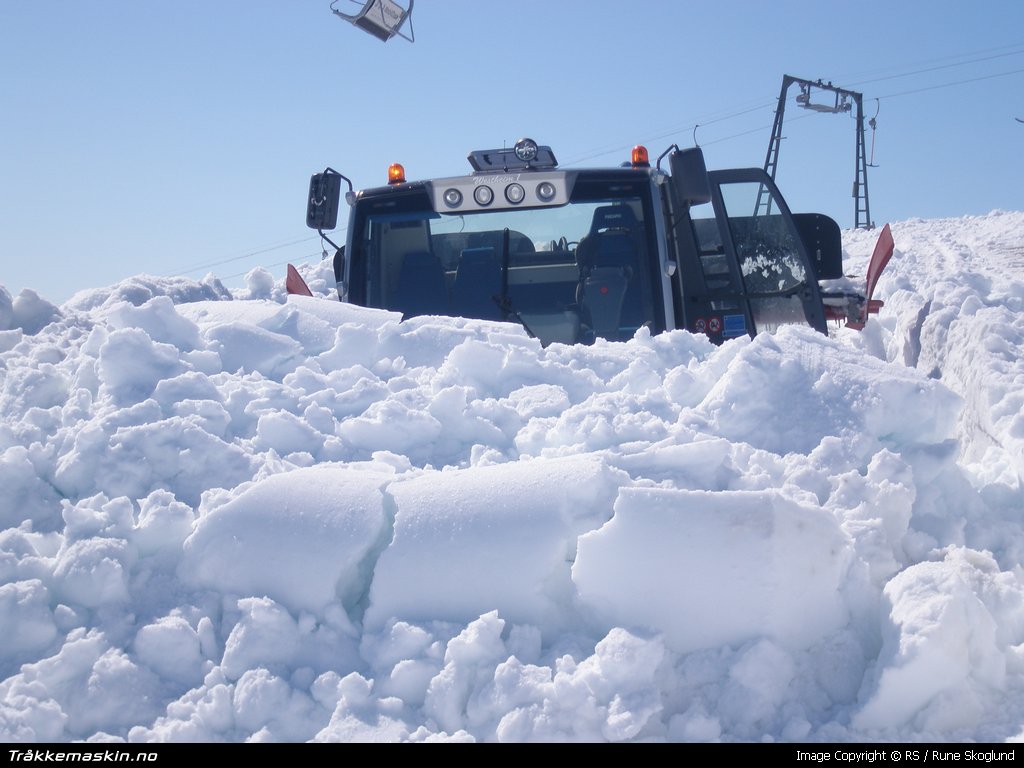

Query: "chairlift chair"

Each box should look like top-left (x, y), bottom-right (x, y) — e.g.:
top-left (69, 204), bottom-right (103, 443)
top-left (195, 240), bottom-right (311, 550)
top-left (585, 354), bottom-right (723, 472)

top-left (330, 0), bottom-right (414, 42)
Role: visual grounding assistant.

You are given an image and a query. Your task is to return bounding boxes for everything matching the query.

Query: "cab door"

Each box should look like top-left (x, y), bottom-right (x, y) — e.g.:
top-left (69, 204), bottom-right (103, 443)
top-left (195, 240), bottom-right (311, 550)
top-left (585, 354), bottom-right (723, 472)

top-left (696, 169), bottom-right (827, 337)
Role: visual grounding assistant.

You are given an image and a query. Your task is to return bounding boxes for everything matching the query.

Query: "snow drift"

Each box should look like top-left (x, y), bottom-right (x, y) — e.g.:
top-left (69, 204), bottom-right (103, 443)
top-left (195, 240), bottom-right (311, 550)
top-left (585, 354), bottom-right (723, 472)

top-left (2, 211), bottom-right (1024, 742)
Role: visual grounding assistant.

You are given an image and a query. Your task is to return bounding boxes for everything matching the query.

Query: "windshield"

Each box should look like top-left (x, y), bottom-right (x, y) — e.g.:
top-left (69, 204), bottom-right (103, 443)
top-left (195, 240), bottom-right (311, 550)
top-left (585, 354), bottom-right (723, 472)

top-left (349, 177), bottom-right (661, 345)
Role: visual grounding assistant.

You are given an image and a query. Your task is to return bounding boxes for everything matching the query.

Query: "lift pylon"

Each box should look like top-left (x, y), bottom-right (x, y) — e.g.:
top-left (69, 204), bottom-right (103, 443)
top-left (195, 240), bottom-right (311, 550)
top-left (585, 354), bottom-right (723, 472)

top-left (757, 75), bottom-right (873, 230)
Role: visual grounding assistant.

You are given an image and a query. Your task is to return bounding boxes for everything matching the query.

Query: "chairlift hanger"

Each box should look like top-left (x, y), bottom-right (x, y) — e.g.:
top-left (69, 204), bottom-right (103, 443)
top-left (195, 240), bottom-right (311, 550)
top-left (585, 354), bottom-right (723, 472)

top-left (867, 99), bottom-right (881, 168)
top-left (795, 81), bottom-right (853, 114)
top-left (330, 0), bottom-right (414, 43)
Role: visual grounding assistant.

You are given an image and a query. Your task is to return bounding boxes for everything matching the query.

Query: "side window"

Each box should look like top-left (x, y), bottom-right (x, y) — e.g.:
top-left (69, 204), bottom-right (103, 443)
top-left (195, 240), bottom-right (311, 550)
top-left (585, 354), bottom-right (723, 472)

top-left (719, 182), bottom-right (806, 291)
top-left (718, 181), bottom-right (808, 332)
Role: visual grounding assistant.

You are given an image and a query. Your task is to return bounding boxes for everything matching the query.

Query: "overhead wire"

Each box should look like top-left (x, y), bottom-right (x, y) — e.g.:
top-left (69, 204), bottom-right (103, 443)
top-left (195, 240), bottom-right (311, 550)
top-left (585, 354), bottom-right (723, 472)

top-left (834, 41), bottom-right (1024, 86)
top-left (219, 251), bottom-right (326, 281)
top-left (211, 228), bottom-right (348, 281)
top-left (561, 101), bottom-right (775, 167)
top-left (175, 235), bottom-right (321, 275)
top-left (874, 66), bottom-right (1024, 100)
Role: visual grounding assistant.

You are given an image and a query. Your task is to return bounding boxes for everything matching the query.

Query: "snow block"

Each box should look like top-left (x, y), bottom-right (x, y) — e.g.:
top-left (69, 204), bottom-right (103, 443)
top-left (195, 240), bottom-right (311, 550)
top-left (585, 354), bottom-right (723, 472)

top-left (181, 466), bottom-right (391, 617)
top-left (106, 295), bottom-right (203, 351)
top-left (204, 322), bottom-right (303, 378)
top-left (11, 289), bottom-right (61, 335)
top-left (364, 456), bottom-right (627, 635)
top-left (573, 487), bottom-right (854, 654)
top-left (97, 327), bottom-right (185, 406)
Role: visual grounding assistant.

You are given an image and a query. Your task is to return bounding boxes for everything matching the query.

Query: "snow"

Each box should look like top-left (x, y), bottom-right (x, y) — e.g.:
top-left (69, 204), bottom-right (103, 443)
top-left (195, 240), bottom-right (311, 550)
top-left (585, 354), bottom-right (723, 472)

top-left (573, 487), bottom-right (854, 654)
top-left (2, 210), bottom-right (1024, 742)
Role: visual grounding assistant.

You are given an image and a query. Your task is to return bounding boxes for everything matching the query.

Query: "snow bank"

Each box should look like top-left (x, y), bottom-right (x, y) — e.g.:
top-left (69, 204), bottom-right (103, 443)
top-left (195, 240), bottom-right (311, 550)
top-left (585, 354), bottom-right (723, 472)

top-left (3, 211), bottom-right (1024, 742)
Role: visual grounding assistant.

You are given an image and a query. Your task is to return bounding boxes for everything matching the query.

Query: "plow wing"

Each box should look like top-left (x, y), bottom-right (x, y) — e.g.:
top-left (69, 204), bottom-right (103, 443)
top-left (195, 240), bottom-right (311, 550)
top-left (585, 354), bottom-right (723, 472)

top-left (821, 223), bottom-right (895, 329)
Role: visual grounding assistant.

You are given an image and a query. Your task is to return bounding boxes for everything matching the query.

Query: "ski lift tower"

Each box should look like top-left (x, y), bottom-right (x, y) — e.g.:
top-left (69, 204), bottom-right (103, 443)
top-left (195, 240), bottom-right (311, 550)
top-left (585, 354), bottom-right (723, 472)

top-left (330, 0), bottom-right (415, 42)
top-left (758, 75), bottom-right (872, 229)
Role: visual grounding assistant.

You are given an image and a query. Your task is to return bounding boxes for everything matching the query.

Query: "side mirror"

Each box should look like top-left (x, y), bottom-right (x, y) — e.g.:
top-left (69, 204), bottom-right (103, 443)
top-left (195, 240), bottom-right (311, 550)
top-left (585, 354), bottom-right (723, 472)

top-left (306, 170), bottom-right (344, 231)
top-left (669, 147), bottom-right (711, 207)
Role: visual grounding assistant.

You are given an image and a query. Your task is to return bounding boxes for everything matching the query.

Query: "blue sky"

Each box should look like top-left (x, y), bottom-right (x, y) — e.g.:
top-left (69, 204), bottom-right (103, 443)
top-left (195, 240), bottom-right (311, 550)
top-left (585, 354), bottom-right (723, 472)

top-left (2, 1), bottom-right (1022, 303)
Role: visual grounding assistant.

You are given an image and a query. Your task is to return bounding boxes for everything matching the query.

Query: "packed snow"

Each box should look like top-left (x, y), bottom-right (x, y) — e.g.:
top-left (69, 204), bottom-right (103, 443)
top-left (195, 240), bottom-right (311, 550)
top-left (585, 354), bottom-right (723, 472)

top-left (1, 210), bottom-right (1023, 742)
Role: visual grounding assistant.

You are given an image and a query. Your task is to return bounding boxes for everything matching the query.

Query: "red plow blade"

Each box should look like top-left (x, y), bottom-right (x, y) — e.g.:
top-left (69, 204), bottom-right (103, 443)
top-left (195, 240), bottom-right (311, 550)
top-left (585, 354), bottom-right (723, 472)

top-left (286, 264), bottom-right (314, 297)
top-left (846, 224), bottom-right (894, 330)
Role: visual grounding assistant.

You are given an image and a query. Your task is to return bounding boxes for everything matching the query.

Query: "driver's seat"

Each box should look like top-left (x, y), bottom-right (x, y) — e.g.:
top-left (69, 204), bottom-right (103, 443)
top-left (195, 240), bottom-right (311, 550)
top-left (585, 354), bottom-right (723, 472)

top-left (576, 205), bottom-right (638, 340)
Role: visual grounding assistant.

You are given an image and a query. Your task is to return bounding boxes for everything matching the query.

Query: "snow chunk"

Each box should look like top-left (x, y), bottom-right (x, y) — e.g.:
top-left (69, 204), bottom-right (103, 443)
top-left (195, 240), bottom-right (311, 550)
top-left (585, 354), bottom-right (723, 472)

top-left (0, 629), bottom-right (161, 740)
top-left (0, 286), bottom-right (11, 330)
top-left (689, 325), bottom-right (960, 455)
top-left (0, 288), bottom-right (62, 334)
top-left (182, 466), bottom-right (392, 617)
top-left (52, 537), bottom-right (131, 608)
top-left (232, 667), bottom-right (320, 741)
top-left (0, 580), bottom-right (58, 669)
top-left (573, 486), bottom-right (854, 653)
top-left (97, 327), bottom-right (185, 405)
top-left (0, 446), bottom-right (64, 531)
top-left (854, 548), bottom-right (1024, 733)
top-left (204, 322), bottom-right (302, 378)
top-left (244, 268), bottom-right (276, 300)
top-left (133, 615), bottom-right (204, 687)
top-left (365, 456), bottom-right (627, 635)
top-left (105, 295), bottom-right (202, 351)
top-left (132, 490), bottom-right (196, 557)
top-left (218, 596), bottom-right (361, 687)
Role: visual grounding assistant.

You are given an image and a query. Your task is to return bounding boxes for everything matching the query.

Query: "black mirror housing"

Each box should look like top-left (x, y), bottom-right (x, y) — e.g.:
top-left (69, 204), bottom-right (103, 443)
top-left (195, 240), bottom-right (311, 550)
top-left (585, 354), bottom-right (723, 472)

top-left (306, 171), bottom-right (343, 231)
top-left (669, 148), bottom-right (711, 207)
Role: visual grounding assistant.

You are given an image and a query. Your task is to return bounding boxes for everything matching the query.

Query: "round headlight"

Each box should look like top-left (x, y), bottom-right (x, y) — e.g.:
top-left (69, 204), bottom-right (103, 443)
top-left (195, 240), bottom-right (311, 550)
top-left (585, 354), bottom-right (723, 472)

top-left (473, 185), bottom-right (494, 206)
top-left (536, 181), bottom-right (556, 201)
top-left (505, 183), bottom-right (525, 204)
top-left (513, 138), bottom-right (539, 163)
top-left (443, 188), bottom-right (463, 208)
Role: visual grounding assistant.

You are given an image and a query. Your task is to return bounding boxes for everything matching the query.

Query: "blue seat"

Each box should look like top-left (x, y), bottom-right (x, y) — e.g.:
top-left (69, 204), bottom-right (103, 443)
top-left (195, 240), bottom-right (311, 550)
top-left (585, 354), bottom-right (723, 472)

top-left (451, 247), bottom-right (504, 321)
top-left (392, 251), bottom-right (448, 319)
top-left (577, 205), bottom-right (641, 278)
